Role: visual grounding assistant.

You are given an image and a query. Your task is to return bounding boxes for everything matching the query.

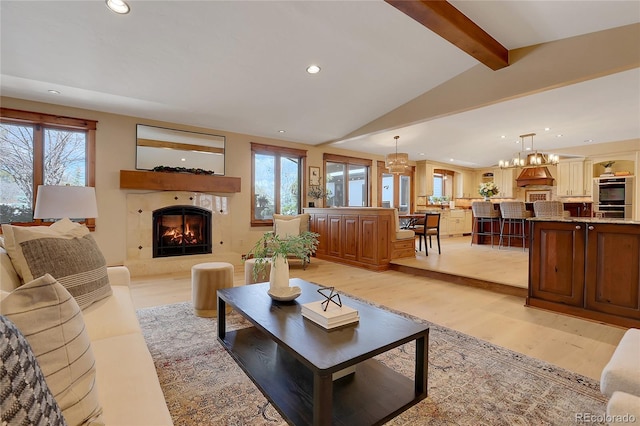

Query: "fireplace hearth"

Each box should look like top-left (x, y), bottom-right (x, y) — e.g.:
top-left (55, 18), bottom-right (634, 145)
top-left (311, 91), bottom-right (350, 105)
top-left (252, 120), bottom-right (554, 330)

top-left (153, 206), bottom-right (212, 257)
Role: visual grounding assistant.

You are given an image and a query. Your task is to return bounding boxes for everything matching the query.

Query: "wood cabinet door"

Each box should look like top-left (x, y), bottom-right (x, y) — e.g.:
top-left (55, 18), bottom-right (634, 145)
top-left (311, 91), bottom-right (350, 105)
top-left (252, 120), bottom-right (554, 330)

top-left (585, 223), bottom-right (640, 319)
top-left (358, 215), bottom-right (379, 264)
top-left (311, 214), bottom-right (328, 255)
top-left (529, 221), bottom-right (585, 306)
top-left (327, 215), bottom-right (342, 257)
top-left (342, 215), bottom-right (359, 261)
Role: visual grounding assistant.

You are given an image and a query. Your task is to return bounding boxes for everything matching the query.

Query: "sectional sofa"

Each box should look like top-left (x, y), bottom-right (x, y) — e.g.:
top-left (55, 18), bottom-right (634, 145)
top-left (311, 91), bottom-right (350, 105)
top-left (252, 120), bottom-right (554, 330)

top-left (0, 222), bottom-right (173, 425)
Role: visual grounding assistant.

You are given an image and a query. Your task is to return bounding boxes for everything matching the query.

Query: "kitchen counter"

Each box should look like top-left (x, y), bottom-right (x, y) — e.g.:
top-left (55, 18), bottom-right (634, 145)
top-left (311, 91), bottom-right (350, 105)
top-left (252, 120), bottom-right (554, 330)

top-left (529, 217), bottom-right (639, 225)
top-left (528, 219), bottom-right (640, 327)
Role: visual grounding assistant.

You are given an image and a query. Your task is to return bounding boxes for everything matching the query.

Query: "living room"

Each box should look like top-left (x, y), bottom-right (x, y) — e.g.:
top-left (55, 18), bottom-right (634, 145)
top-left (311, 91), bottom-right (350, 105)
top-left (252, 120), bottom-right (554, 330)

top-left (1, 1), bottom-right (639, 425)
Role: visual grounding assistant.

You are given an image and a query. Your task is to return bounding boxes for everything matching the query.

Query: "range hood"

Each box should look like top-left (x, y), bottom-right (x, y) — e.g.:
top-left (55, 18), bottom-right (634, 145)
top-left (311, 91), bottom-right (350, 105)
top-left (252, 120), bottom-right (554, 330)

top-left (515, 166), bottom-right (555, 187)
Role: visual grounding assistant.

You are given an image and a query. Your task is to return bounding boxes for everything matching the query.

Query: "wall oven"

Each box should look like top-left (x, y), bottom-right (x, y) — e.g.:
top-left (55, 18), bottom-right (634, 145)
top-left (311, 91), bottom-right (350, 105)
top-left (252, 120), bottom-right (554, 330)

top-left (593, 176), bottom-right (634, 219)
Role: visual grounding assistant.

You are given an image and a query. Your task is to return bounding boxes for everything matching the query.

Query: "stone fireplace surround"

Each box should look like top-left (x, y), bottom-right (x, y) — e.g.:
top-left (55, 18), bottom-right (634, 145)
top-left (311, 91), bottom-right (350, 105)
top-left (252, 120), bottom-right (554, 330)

top-left (125, 191), bottom-right (237, 277)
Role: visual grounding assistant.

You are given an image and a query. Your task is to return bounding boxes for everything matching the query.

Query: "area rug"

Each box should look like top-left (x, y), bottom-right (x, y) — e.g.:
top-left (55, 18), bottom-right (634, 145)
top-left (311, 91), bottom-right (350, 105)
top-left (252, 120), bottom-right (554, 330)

top-left (137, 300), bottom-right (608, 425)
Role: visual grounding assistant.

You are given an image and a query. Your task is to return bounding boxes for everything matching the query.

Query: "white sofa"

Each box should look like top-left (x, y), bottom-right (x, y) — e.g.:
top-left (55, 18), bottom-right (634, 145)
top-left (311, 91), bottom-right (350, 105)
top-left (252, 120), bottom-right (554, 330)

top-left (1, 246), bottom-right (173, 425)
top-left (600, 328), bottom-right (640, 425)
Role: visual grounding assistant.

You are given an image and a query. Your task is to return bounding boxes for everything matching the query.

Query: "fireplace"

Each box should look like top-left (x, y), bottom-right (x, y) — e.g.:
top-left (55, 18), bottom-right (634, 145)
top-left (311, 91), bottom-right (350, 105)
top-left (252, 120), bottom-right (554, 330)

top-left (153, 206), bottom-right (212, 257)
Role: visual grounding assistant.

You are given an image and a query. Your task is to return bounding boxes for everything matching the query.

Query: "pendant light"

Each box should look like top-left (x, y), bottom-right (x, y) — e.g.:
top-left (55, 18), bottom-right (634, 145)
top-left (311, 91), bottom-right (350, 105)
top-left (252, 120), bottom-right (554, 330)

top-left (385, 136), bottom-right (409, 174)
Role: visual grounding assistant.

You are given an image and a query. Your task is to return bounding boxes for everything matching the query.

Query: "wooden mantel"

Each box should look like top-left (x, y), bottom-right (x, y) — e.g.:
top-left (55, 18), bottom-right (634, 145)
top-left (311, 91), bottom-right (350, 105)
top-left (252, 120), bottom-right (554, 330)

top-left (120, 170), bottom-right (241, 193)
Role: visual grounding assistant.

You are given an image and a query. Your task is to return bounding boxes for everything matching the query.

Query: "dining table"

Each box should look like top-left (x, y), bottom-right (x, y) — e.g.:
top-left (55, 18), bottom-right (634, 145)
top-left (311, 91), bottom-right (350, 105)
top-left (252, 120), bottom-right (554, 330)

top-left (399, 213), bottom-right (425, 229)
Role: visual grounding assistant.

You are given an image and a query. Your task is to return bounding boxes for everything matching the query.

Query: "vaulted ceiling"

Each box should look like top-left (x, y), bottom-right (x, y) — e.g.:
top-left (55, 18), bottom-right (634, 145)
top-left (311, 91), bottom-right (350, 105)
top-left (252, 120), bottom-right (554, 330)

top-left (1, 1), bottom-right (639, 168)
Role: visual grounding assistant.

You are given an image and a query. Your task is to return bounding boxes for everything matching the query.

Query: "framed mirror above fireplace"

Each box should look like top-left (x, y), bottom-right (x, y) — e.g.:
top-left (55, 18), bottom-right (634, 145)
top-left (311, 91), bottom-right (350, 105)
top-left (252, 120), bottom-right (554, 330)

top-left (136, 124), bottom-right (226, 175)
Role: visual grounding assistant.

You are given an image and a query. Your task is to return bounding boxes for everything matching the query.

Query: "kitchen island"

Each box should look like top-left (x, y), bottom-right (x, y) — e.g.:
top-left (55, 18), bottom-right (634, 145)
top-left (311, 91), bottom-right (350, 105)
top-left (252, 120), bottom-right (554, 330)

top-left (527, 217), bottom-right (640, 327)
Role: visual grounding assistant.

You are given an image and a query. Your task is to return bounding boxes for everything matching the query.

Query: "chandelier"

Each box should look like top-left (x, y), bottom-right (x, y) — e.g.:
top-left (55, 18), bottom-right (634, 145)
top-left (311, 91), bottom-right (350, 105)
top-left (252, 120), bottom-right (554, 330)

top-left (498, 133), bottom-right (559, 169)
top-left (385, 135), bottom-right (409, 174)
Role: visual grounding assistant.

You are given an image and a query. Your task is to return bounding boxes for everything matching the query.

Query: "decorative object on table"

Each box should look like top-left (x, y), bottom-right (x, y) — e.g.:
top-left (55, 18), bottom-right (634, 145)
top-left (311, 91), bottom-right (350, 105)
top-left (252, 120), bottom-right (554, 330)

top-left (246, 227), bottom-right (318, 301)
top-left (301, 289), bottom-right (359, 329)
top-left (478, 182), bottom-right (500, 201)
top-left (317, 286), bottom-right (342, 311)
top-left (385, 135), bottom-right (409, 174)
top-left (600, 161), bottom-right (615, 176)
top-left (307, 177), bottom-right (332, 207)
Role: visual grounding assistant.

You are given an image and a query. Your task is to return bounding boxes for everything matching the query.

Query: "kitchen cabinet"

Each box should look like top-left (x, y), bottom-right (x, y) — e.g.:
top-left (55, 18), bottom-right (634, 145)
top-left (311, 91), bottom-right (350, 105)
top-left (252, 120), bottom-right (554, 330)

top-left (455, 171), bottom-right (478, 198)
top-left (492, 168), bottom-right (515, 198)
top-left (464, 210), bottom-right (473, 234)
top-left (528, 219), bottom-right (640, 327)
top-left (583, 160), bottom-right (593, 196)
top-left (416, 161), bottom-right (434, 197)
top-left (557, 160), bottom-right (586, 196)
top-left (446, 209), bottom-right (466, 235)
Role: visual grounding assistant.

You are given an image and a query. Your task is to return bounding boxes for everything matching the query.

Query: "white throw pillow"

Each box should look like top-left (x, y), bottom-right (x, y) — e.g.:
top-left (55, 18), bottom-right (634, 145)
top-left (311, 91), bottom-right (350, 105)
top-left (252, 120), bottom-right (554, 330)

top-left (1, 274), bottom-right (104, 425)
top-left (275, 217), bottom-right (301, 239)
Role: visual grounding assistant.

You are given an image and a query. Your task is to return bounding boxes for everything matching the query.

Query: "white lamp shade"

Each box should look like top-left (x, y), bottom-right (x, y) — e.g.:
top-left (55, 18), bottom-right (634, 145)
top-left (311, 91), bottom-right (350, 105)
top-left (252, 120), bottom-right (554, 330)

top-left (34, 185), bottom-right (98, 219)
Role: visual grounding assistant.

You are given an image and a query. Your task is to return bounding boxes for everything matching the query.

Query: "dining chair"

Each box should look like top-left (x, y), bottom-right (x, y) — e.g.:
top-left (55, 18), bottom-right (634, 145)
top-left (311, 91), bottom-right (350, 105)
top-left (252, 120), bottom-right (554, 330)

top-left (415, 212), bottom-right (441, 256)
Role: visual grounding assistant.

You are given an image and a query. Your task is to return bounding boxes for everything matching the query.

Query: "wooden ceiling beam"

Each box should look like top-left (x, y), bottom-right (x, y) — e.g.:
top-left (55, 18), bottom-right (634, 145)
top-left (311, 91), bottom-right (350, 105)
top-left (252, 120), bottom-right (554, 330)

top-left (385, 0), bottom-right (509, 70)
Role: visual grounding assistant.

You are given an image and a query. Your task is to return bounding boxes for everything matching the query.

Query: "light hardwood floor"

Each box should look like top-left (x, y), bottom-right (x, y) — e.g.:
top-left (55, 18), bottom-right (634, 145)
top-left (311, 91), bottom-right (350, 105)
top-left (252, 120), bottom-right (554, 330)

top-left (130, 236), bottom-right (625, 382)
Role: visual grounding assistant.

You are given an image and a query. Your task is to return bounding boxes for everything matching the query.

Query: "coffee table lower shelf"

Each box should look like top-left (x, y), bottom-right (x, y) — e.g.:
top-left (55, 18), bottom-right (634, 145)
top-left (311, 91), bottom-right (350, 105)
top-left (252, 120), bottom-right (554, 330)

top-left (219, 327), bottom-right (425, 426)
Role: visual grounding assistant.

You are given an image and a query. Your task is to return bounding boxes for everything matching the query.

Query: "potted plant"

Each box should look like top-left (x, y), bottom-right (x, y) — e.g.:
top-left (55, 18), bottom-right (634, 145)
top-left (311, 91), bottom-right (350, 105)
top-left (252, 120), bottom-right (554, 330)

top-left (246, 230), bottom-right (319, 294)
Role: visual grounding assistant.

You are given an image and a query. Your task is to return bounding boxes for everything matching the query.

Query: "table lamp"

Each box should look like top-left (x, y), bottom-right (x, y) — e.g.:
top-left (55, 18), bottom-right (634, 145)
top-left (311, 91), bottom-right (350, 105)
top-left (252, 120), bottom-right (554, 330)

top-left (33, 185), bottom-right (99, 220)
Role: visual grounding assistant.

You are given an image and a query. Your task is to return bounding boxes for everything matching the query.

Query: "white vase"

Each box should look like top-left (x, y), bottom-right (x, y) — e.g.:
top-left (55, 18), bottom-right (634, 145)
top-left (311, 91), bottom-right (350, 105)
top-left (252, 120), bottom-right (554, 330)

top-left (484, 196), bottom-right (490, 201)
top-left (269, 256), bottom-right (290, 290)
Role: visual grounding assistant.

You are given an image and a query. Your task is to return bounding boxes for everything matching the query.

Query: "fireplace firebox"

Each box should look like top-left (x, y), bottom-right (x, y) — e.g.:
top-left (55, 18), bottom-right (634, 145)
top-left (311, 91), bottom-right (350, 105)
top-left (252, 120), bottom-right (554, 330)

top-left (153, 206), bottom-right (212, 258)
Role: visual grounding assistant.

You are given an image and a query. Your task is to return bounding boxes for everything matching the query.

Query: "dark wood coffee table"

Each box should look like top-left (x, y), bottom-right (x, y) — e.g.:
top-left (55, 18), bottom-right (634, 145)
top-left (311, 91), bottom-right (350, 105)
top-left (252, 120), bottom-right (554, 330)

top-left (217, 278), bottom-right (429, 426)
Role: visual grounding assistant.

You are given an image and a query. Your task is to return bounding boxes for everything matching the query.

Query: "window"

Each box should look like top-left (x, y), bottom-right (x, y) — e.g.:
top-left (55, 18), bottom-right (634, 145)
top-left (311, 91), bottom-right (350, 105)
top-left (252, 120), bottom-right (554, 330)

top-left (377, 161), bottom-right (413, 213)
top-left (432, 169), bottom-right (453, 202)
top-left (324, 154), bottom-right (371, 207)
top-left (251, 143), bottom-right (306, 226)
top-left (0, 108), bottom-right (96, 227)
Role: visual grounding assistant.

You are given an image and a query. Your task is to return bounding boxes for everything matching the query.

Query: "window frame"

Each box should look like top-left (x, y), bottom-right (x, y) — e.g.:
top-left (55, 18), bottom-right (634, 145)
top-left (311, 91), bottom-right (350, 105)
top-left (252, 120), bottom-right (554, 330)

top-left (250, 142), bottom-right (307, 227)
top-left (323, 153), bottom-right (372, 207)
top-left (376, 160), bottom-right (415, 212)
top-left (0, 108), bottom-right (97, 230)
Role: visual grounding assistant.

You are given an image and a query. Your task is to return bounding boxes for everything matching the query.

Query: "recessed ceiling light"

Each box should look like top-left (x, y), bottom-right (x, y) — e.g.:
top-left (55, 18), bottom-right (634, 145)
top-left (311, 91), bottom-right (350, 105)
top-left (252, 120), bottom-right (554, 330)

top-left (181, 158), bottom-right (186, 162)
top-left (47, 90), bottom-right (60, 94)
top-left (419, 153), bottom-right (425, 156)
top-left (449, 159), bottom-right (454, 162)
top-left (105, 0), bottom-right (130, 14)
top-left (556, 134), bottom-right (563, 137)
top-left (584, 139), bottom-right (593, 143)
top-left (544, 127), bottom-right (550, 131)
top-left (500, 135), bottom-right (506, 139)
top-left (306, 65), bottom-right (321, 74)
top-left (278, 130), bottom-right (286, 133)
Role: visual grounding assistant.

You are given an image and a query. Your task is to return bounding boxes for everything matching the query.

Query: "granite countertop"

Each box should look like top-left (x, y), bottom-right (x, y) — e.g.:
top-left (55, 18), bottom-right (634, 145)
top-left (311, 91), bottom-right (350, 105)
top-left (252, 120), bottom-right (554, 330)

top-left (529, 217), bottom-right (640, 225)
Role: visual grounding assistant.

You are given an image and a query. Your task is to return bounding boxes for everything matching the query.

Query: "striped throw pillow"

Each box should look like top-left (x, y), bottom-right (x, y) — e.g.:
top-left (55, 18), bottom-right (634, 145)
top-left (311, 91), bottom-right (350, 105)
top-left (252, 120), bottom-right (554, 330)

top-left (4, 224), bottom-right (111, 309)
top-left (1, 274), bottom-right (103, 425)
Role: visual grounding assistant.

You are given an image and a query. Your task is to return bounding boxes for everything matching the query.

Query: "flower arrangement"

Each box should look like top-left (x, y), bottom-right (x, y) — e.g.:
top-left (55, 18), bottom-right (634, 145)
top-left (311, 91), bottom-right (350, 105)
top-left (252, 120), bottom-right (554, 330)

top-left (478, 182), bottom-right (500, 198)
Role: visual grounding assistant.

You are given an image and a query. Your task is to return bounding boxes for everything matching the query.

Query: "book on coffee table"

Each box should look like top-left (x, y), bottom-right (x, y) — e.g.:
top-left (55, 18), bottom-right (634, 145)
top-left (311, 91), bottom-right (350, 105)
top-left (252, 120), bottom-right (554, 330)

top-left (301, 300), bottom-right (359, 329)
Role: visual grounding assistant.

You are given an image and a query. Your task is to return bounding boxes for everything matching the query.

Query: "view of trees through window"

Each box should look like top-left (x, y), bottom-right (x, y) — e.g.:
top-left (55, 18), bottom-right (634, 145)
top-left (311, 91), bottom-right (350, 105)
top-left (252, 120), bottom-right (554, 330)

top-left (0, 122), bottom-right (87, 223)
top-left (251, 143), bottom-right (305, 224)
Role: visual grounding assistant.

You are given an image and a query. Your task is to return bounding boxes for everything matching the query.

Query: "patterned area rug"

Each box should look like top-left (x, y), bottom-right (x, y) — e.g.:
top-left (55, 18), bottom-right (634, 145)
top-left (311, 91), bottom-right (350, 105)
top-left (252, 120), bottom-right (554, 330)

top-left (137, 300), bottom-right (607, 425)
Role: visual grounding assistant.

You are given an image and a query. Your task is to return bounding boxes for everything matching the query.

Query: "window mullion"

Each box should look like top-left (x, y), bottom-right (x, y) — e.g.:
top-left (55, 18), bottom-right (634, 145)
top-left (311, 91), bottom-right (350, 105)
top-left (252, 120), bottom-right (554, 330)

top-left (274, 154), bottom-right (281, 214)
top-left (32, 125), bottom-right (44, 210)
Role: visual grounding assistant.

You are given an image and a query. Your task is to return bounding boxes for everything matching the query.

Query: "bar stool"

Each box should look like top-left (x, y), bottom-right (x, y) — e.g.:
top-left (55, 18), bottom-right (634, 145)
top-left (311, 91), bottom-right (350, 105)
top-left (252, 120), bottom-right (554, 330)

top-left (533, 200), bottom-right (568, 218)
top-left (499, 202), bottom-right (532, 251)
top-left (471, 201), bottom-right (501, 248)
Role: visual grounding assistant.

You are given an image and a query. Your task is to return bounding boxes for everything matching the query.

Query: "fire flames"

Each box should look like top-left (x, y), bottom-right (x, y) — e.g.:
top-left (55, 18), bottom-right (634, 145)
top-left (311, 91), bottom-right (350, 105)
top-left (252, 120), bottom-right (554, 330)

top-left (161, 222), bottom-right (202, 245)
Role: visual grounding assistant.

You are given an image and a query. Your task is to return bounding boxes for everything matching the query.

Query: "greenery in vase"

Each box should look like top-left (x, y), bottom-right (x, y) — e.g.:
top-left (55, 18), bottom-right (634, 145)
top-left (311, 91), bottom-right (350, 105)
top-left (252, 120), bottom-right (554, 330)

top-left (245, 230), bottom-right (319, 279)
top-left (478, 182), bottom-right (500, 198)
